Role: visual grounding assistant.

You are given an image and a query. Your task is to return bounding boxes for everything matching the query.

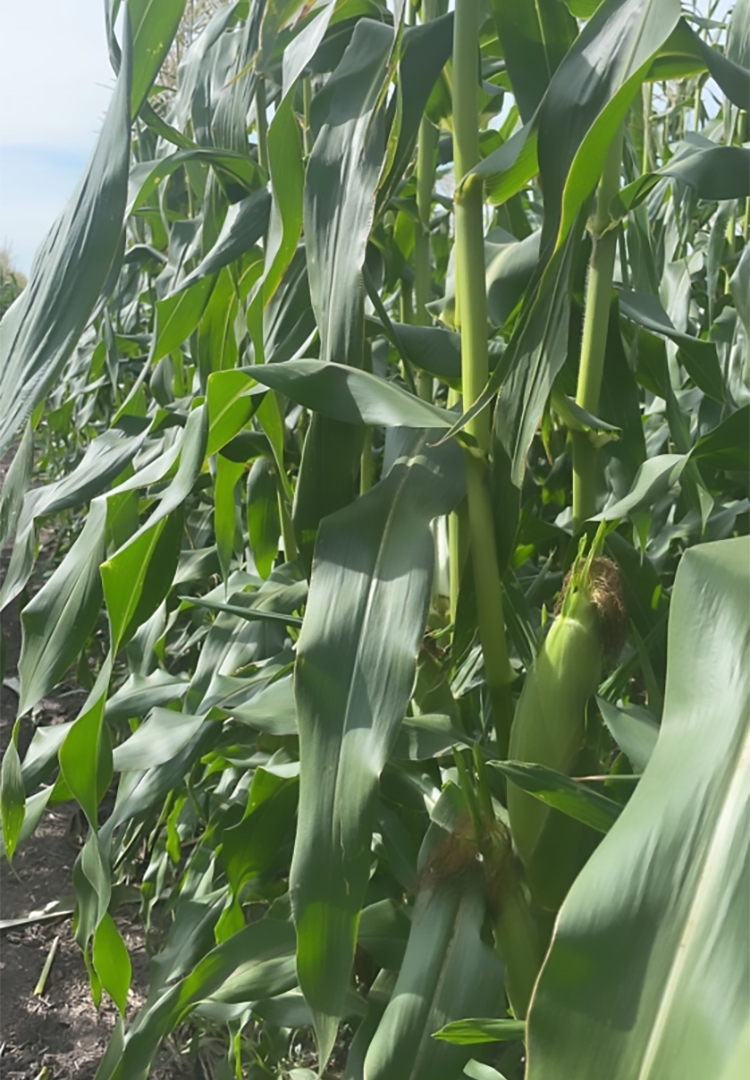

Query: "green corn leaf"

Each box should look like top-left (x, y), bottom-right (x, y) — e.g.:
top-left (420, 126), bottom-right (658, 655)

top-left (433, 1018), bottom-right (526, 1045)
top-left (0, 419), bottom-right (150, 612)
top-left (290, 431), bottom-right (466, 1064)
top-left (18, 499), bottom-right (107, 716)
top-left (177, 187), bottom-right (272, 293)
top-left (59, 659), bottom-right (114, 829)
top-left (249, 359), bottom-right (456, 428)
top-left (619, 288), bottom-right (726, 404)
top-left (490, 761), bottom-right (623, 833)
top-left (150, 277), bottom-right (215, 365)
top-left (111, 708), bottom-right (205, 772)
top-left (539, 0), bottom-right (682, 252)
top-left (93, 913), bottom-right (132, 1016)
top-left (489, 0), bottom-right (577, 123)
top-left (364, 864), bottom-right (504, 1080)
top-left (1, 720), bottom-right (26, 863)
top-left (253, 94), bottom-right (304, 309)
top-left (108, 919), bottom-right (297, 1080)
top-left (129, 0), bottom-right (187, 118)
top-left (207, 369), bottom-right (265, 457)
top-left (215, 454), bottom-right (244, 581)
top-left (128, 148), bottom-right (261, 215)
top-left (527, 537), bottom-right (750, 1079)
top-left (597, 696), bottom-right (659, 773)
top-left (247, 456), bottom-right (281, 579)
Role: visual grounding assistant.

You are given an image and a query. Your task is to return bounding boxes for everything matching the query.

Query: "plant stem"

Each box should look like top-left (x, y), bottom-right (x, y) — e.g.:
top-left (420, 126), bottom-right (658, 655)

top-left (414, 111), bottom-right (439, 401)
top-left (453, 0), bottom-right (515, 750)
top-left (256, 77), bottom-right (268, 172)
top-left (571, 126), bottom-right (624, 531)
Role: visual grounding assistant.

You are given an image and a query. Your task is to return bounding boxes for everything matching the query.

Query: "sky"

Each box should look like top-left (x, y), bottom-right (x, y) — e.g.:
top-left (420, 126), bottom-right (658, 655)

top-left (0, 0), bottom-right (115, 275)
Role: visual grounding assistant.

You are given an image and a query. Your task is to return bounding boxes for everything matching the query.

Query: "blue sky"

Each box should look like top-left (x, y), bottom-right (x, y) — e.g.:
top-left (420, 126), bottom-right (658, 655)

top-left (0, 0), bottom-right (115, 274)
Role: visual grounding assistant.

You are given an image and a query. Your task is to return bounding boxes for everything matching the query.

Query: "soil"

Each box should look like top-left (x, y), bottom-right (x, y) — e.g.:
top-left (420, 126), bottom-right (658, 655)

top-left (0, 450), bottom-right (191, 1080)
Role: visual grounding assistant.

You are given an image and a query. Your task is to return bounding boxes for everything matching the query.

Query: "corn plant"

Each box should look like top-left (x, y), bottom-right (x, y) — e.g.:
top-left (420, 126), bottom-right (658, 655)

top-left (0, 0), bottom-right (748, 1078)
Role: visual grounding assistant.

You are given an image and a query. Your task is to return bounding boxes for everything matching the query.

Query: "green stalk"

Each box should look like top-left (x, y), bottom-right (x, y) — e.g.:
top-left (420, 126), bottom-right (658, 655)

top-left (303, 77), bottom-right (313, 157)
top-left (414, 104), bottom-right (439, 401)
top-left (453, 0), bottom-right (515, 750)
top-left (571, 126), bottom-right (624, 531)
top-left (256, 77), bottom-right (269, 172)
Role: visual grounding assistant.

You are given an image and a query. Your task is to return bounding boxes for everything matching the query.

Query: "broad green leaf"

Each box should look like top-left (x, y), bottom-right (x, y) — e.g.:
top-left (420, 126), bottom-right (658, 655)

top-left (93, 913), bottom-right (132, 1016)
top-left (290, 432), bottom-right (466, 1063)
top-left (489, 0), bottom-right (577, 122)
top-left (59, 659), bottom-right (114, 829)
top-left (129, 0), bottom-right (187, 117)
top-left (489, 761), bottom-right (622, 833)
top-left (378, 13), bottom-right (454, 208)
top-left (281, 0), bottom-right (337, 99)
top-left (215, 453), bottom-right (244, 581)
top-left (102, 508), bottom-right (184, 652)
top-left (220, 766), bottom-right (299, 893)
top-left (104, 670), bottom-right (188, 724)
top-left (364, 865), bottom-right (504, 1080)
top-left (254, 94), bottom-right (304, 309)
top-left (538, 0), bottom-right (681, 250)
top-left (0, 16), bottom-right (132, 456)
top-left (229, 673), bottom-right (298, 735)
top-left (595, 454), bottom-right (687, 521)
top-left (597, 696), bottom-right (659, 773)
top-left (207, 369), bottom-right (265, 456)
top-left (0, 419), bottom-right (149, 611)
top-left (128, 148), bottom-right (260, 215)
top-left (73, 830), bottom-right (112, 948)
top-left (294, 17), bottom-right (395, 571)
top-left (494, 228), bottom-right (579, 486)
top-left (247, 455), bottom-right (280, 579)
top-left (618, 143), bottom-right (750, 218)
top-left (112, 708), bottom-right (205, 771)
top-left (102, 406), bottom-right (207, 650)
top-left (249, 359), bottom-right (455, 428)
top-left (0, 721), bottom-right (25, 863)
top-left (304, 17), bottom-right (392, 367)
top-left (433, 1018), bottom-right (526, 1045)
top-left (176, 187), bottom-right (272, 293)
top-left (357, 899), bottom-right (412, 972)
top-left (18, 499), bottom-right (107, 716)
top-left (650, 18), bottom-right (750, 109)
top-left (527, 537), bottom-right (750, 1080)
top-left (619, 289), bottom-right (725, 404)
top-left (150, 276), bottom-right (215, 364)
top-left (0, 786), bottom-right (52, 862)
top-left (689, 406), bottom-right (750, 473)
top-left (181, 594), bottom-right (303, 627)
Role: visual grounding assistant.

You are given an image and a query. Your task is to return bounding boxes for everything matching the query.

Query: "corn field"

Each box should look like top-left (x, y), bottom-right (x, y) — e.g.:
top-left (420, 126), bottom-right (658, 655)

top-left (0, 0), bottom-right (748, 1077)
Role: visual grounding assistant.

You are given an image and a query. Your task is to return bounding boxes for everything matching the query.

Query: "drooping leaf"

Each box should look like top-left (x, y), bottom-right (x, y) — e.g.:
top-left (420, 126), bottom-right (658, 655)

top-left (18, 499), bottom-right (107, 716)
top-left (290, 431), bottom-right (466, 1063)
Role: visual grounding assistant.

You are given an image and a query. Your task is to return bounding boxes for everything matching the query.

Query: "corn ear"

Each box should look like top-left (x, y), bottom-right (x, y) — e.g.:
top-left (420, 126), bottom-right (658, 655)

top-left (507, 556), bottom-right (625, 906)
top-left (363, 825), bottom-right (503, 1080)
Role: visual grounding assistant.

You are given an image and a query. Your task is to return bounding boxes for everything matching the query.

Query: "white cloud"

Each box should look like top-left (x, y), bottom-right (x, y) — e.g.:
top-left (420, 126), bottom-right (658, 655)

top-left (0, 0), bottom-right (115, 272)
